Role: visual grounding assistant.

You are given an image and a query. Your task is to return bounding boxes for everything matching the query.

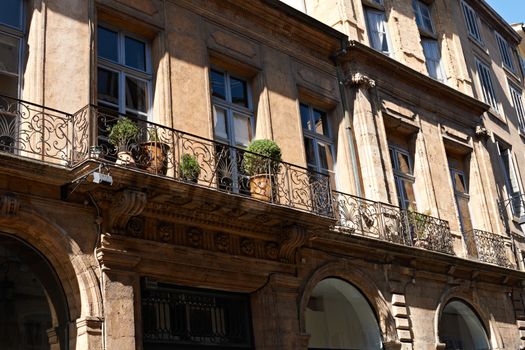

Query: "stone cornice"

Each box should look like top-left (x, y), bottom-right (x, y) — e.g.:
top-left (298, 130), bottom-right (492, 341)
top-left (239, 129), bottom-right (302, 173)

top-left (339, 41), bottom-right (490, 119)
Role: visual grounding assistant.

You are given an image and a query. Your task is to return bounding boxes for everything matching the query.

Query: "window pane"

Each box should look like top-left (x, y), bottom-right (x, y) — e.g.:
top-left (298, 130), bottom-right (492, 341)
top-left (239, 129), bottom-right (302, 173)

top-left (367, 10), bottom-right (390, 55)
top-left (97, 67), bottom-right (119, 106)
top-left (125, 76), bottom-right (148, 112)
top-left (0, 33), bottom-right (19, 75)
top-left (453, 172), bottom-right (467, 193)
top-left (0, 73), bottom-right (18, 98)
top-left (313, 109), bottom-right (329, 136)
top-left (304, 137), bottom-right (316, 167)
top-left (125, 36), bottom-right (146, 71)
top-left (97, 26), bottom-right (118, 62)
top-left (402, 179), bottom-right (416, 208)
top-left (396, 151), bottom-right (412, 174)
top-left (233, 113), bottom-right (252, 147)
top-left (317, 141), bottom-right (333, 172)
top-left (213, 105), bottom-right (228, 140)
top-left (300, 103), bottom-right (310, 130)
top-left (0, 0), bottom-right (22, 29)
top-left (211, 70), bottom-right (226, 100)
top-left (230, 76), bottom-right (248, 107)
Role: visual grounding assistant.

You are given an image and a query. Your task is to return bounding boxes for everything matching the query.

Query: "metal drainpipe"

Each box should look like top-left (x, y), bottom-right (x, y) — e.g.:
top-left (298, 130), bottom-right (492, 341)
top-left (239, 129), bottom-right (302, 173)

top-left (331, 42), bottom-right (363, 197)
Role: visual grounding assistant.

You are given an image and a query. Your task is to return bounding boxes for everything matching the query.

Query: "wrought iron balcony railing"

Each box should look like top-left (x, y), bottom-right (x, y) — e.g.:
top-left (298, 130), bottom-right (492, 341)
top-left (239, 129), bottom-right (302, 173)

top-left (0, 95), bottom-right (81, 165)
top-left (73, 105), bottom-right (334, 216)
top-left (0, 96), bottom-right (516, 265)
top-left (332, 191), bottom-right (455, 255)
top-left (468, 229), bottom-right (512, 268)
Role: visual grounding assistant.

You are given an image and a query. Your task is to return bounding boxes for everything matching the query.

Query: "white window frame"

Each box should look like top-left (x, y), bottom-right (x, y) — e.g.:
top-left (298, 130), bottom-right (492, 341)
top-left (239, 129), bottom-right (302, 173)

top-left (496, 141), bottom-right (524, 217)
top-left (449, 167), bottom-right (472, 232)
top-left (460, 1), bottom-right (482, 44)
top-left (509, 82), bottom-right (525, 134)
top-left (495, 32), bottom-right (515, 72)
top-left (475, 58), bottom-right (499, 111)
top-left (421, 39), bottom-right (446, 82)
top-left (389, 146), bottom-right (415, 210)
top-left (96, 24), bottom-right (152, 120)
top-left (364, 8), bottom-right (392, 56)
top-left (210, 68), bottom-right (254, 148)
top-left (413, 0), bottom-right (434, 34)
top-left (0, 0), bottom-right (24, 99)
top-left (300, 103), bottom-right (335, 179)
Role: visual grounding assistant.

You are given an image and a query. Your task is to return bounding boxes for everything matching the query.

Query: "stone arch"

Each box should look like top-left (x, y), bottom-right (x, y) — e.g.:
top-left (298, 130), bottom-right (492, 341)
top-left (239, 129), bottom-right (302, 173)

top-left (434, 285), bottom-right (504, 349)
top-left (0, 204), bottom-right (103, 323)
top-left (298, 261), bottom-right (399, 346)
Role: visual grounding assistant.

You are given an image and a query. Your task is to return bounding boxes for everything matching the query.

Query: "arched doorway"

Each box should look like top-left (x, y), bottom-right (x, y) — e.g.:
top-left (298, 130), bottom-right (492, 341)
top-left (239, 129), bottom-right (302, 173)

top-left (439, 299), bottom-right (490, 350)
top-left (0, 234), bottom-right (69, 350)
top-left (305, 278), bottom-right (383, 349)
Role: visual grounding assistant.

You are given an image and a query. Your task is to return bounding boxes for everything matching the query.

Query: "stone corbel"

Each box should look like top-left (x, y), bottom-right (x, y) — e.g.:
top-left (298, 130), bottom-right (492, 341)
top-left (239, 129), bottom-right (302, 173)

top-left (279, 225), bottom-right (309, 263)
top-left (0, 193), bottom-right (20, 217)
top-left (108, 189), bottom-right (147, 234)
top-left (345, 72), bottom-right (376, 89)
top-left (474, 125), bottom-right (490, 141)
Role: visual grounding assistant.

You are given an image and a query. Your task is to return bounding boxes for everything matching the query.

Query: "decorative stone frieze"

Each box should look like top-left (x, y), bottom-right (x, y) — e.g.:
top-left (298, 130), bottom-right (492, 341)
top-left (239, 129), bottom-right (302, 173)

top-left (0, 193), bottom-right (20, 217)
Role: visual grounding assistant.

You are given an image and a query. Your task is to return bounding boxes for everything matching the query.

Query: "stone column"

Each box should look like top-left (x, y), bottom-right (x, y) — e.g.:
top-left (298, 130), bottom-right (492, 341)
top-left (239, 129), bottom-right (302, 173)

top-left (251, 274), bottom-right (303, 350)
top-left (347, 72), bottom-right (391, 202)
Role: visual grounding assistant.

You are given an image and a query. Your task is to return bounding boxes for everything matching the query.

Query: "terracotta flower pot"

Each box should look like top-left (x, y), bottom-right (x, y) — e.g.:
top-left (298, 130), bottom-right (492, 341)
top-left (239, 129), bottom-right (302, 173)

top-left (139, 142), bottom-right (169, 175)
top-left (249, 174), bottom-right (273, 201)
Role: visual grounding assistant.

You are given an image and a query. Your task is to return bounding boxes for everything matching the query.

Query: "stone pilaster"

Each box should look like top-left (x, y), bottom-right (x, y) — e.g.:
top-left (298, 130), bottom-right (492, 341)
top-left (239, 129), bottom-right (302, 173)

top-left (346, 72), bottom-right (390, 202)
top-left (251, 274), bottom-right (303, 350)
top-left (74, 317), bottom-right (103, 350)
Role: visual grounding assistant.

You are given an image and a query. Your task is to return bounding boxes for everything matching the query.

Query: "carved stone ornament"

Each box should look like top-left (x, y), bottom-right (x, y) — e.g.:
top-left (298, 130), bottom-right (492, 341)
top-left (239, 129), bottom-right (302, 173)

top-left (279, 225), bottom-right (309, 263)
top-left (240, 238), bottom-right (255, 256)
top-left (346, 72), bottom-right (376, 89)
top-left (187, 227), bottom-right (203, 248)
top-left (109, 189), bottom-right (147, 234)
top-left (0, 193), bottom-right (20, 217)
top-left (474, 125), bottom-right (490, 141)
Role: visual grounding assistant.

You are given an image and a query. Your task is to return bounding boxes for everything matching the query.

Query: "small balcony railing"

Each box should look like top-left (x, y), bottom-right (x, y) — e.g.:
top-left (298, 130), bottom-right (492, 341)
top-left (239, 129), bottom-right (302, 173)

top-left (332, 191), bottom-right (455, 255)
top-left (468, 229), bottom-right (512, 268)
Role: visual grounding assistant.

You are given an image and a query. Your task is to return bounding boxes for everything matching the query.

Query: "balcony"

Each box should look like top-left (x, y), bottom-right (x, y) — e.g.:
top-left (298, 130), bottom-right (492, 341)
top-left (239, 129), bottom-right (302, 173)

top-left (468, 229), bottom-right (512, 268)
top-left (332, 191), bottom-right (455, 255)
top-left (0, 96), bottom-right (513, 266)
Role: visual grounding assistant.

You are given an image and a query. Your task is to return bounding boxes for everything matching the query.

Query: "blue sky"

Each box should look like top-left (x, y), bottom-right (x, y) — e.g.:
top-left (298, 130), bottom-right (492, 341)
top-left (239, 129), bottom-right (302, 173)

top-left (484, 0), bottom-right (524, 25)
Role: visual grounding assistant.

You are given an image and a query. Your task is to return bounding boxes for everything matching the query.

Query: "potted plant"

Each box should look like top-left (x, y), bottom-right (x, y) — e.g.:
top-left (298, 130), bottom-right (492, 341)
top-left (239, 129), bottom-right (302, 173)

top-left (179, 153), bottom-right (201, 183)
top-left (408, 208), bottom-right (432, 248)
top-left (108, 117), bottom-right (140, 165)
top-left (139, 126), bottom-right (170, 175)
top-left (243, 139), bottom-right (282, 201)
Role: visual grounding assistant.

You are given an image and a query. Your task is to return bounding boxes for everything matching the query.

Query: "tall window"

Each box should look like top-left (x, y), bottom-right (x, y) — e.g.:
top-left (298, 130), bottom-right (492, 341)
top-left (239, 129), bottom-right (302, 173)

top-left (211, 69), bottom-right (253, 193)
top-left (509, 83), bottom-right (525, 134)
top-left (520, 55), bottom-right (525, 76)
top-left (300, 103), bottom-right (335, 185)
top-left (413, 0), bottom-right (446, 82)
top-left (413, 0), bottom-right (434, 33)
top-left (461, 1), bottom-right (482, 43)
top-left (389, 146), bottom-right (415, 210)
top-left (475, 59), bottom-right (498, 111)
top-left (211, 69), bottom-right (253, 148)
top-left (495, 32), bottom-right (515, 72)
top-left (0, 0), bottom-right (23, 152)
top-left (365, 8), bottom-right (391, 56)
top-left (0, 0), bottom-right (23, 99)
top-left (497, 142), bottom-right (524, 217)
top-left (97, 25), bottom-right (151, 119)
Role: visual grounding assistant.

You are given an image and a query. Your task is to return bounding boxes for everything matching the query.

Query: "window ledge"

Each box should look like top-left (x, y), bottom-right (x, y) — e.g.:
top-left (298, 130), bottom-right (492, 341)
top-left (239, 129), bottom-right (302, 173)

top-left (468, 35), bottom-right (488, 55)
top-left (503, 65), bottom-right (521, 83)
top-left (486, 107), bottom-right (507, 124)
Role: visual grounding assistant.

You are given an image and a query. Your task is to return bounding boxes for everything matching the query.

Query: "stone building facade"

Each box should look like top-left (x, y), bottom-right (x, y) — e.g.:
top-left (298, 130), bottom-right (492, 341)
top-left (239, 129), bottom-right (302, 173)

top-left (0, 0), bottom-right (525, 350)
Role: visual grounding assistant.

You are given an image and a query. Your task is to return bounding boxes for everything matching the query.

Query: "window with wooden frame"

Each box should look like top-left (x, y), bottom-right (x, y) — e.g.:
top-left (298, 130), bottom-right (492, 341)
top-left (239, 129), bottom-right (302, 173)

top-left (509, 82), bottom-right (525, 134)
top-left (475, 58), bottom-right (499, 111)
top-left (364, 4), bottom-right (392, 56)
top-left (460, 1), bottom-right (482, 44)
top-left (496, 141), bottom-right (524, 217)
top-left (97, 24), bottom-right (152, 120)
top-left (389, 146), bottom-right (416, 210)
